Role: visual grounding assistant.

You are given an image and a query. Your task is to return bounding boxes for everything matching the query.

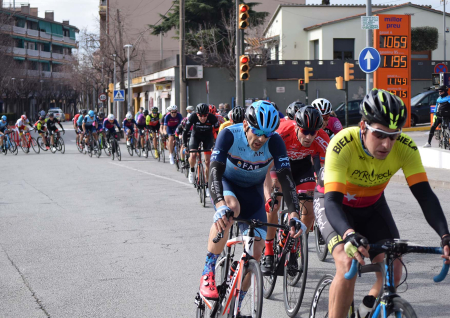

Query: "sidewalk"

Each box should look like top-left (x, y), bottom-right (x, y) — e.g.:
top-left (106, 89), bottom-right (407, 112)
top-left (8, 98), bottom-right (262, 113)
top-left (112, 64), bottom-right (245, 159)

top-left (393, 166), bottom-right (450, 189)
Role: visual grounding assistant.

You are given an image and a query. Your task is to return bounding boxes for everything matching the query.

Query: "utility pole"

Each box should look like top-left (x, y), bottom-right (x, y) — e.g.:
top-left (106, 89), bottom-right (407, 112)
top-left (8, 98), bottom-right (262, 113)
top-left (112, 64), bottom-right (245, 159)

top-left (117, 9), bottom-right (124, 120)
top-left (124, 44), bottom-right (133, 113)
top-left (235, 0), bottom-right (242, 107)
top-left (366, 0), bottom-right (373, 93)
top-left (179, 0), bottom-right (187, 116)
top-left (113, 54), bottom-right (117, 120)
top-left (444, 0), bottom-right (447, 62)
top-left (160, 32), bottom-right (164, 61)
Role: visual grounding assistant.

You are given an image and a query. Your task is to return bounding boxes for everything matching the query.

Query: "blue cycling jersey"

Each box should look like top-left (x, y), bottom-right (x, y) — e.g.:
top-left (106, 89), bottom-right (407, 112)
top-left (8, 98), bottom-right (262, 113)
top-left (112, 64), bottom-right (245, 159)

top-left (211, 123), bottom-right (290, 188)
top-left (77, 115), bottom-right (85, 126)
top-left (96, 117), bottom-right (104, 130)
top-left (0, 120), bottom-right (7, 129)
top-left (83, 115), bottom-right (96, 126)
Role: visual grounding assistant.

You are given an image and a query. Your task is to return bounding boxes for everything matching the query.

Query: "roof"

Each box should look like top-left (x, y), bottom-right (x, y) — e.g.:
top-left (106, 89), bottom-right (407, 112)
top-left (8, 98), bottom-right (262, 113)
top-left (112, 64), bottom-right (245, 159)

top-left (245, 35), bottom-right (279, 48)
top-left (304, 3), bottom-right (441, 31)
top-left (263, 3), bottom-right (393, 36)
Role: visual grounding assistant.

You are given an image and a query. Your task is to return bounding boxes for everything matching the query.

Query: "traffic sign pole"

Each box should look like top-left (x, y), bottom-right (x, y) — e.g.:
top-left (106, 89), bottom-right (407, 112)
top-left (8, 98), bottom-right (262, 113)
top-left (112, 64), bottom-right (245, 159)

top-left (366, 0), bottom-right (373, 94)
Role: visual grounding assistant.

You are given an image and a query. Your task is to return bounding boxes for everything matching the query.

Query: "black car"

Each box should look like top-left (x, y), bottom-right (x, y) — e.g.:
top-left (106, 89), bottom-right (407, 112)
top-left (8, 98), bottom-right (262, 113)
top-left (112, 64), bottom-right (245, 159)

top-left (410, 90), bottom-right (438, 126)
top-left (334, 99), bottom-right (363, 127)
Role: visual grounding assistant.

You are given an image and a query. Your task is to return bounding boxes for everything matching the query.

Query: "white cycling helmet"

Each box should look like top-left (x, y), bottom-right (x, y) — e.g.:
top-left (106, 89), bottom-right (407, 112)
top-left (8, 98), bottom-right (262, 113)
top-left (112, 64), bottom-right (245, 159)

top-left (126, 112), bottom-right (132, 120)
top-left (186, 105), bottom-right (194, 112)
top-left (168, 105), bottom-right (178, 112)
top-left (108, 114), bottom-right (115, 120)
top-left (311, 98), bottom-right (333, 116)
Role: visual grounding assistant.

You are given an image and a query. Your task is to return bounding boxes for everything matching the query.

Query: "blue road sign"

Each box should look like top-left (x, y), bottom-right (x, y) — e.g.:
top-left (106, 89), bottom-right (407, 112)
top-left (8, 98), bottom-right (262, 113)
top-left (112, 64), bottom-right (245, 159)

top-left (358, 47), bottom-right (381, 74)
top-left (434, 63), bottom-right (448, 74)
top-left (113, 90), bottom-right (125, 101)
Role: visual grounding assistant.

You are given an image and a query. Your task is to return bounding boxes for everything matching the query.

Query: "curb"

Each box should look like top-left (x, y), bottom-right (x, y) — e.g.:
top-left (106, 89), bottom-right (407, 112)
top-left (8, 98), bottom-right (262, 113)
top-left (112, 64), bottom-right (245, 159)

top-left (390, 174), bottom-right (450, 189)
top-left (403, 126), bottom-right (430, 132)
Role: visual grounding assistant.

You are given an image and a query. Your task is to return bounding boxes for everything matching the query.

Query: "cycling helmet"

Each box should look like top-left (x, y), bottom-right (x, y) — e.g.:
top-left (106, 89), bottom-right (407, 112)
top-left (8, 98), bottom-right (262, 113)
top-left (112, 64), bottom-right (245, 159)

top-left (126, 113), bottom-right (132, 120)
top-left (82, 109), bottom-right (87, 115)
top-left (39, 116), bottom-right (45, 121)
top-left (40, 110), bottom-right (46, 116)
top-left (79, 109), bottom-right (83, 114)
top-left (98, 112), bottom-right (105, 118)
top-left (49, 112), bottom-right (54, 117)
top-left (270, 101), bottom-right (279, 111)
top-left (196, 103), bottom-right (209, 115)
top-left (209, 105), bottom-right (217, 114)
top-left (186, 105), bottom-right (195, 112)
top-left (108, 114), bottom-right (115, 121)
top-left (88, 110), bottom-right (95, 117)
top-left (360, 88), bottom-right (407, 130)
top-left (245, 101), bottom-right (280, 134)
top-left (286, 101), bottom-right (305, 120)
top-left (437, 85), bottom-right (448, 91)
top-left (143, 110), bottom-right (149, 116)
top-left (21, 115), bottom-right (27, 120)
top-left (231, 106), bottom-right (245, 124)
top-left (151, 106), bottom-right (159, 113)
top-left (168, 105), bottom-right (178, 112)
top-left (311, 98), bottom-right (333, 116)
top-left (295, 106), bottom-right (323, 131)
top-left (1, 115), bottom-right (7, 121)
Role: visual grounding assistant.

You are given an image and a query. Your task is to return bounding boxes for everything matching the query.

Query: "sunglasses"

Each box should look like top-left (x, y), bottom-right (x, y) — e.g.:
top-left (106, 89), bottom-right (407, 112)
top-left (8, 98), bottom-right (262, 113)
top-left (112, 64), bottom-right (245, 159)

top-left (198, 114), bottom-right (208, 117)
top-left (300, 128), bottom-right (317, 136)
top-left (171, 111), bottom-right (177, 114)
top-left (365, 122), bottom-right (401, 141)
top-left (250, 127), bottom-right (275, 138)
top-left (322, 115), bottom-right (330, 120)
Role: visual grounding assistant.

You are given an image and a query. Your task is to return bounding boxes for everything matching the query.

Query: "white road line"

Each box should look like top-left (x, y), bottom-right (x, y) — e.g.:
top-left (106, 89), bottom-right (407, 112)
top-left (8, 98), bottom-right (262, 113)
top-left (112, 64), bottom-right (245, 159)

top-left (109, 162), bottom-right (192, 188)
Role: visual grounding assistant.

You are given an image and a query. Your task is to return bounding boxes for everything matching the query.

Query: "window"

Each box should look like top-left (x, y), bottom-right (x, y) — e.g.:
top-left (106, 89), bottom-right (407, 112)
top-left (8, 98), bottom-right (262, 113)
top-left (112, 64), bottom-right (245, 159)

top-left (429, 93), bottom-right (439, 106)
top-left (333, 39), bottom-right (355, 60)
top-left (348, 101), bottom-right (360, 111)
top-left (30, 61), bottom-right (38, 70)
top-left (313, 40), bottom-right (319, 60)
top-left (419, 95), bottom-right (430, 106)
top-left (274, 45), bottom-right (279, 60)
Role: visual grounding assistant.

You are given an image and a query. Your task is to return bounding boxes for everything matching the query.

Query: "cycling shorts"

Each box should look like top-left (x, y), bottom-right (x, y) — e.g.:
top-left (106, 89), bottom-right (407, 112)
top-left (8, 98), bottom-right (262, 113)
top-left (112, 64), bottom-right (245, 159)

top-left (147, 123), bottom-right (160, 132)
top-left (313, 190), bottom-right (399, 260)
top-left (124, 126), bottom-right (134, 134)
top-left (84, 125), bottom-right (97, 133)
top-left (18, 126), bottom-right (29, 136)
top-left (106, 130), bottom-right (118, 140)
top-left (189, 132), bottom-right (214, 152)
top-left (136, 124), bottom-right (146, 136)
top-left (222, 176), bottom-right (267, 240)
top-left (166, 125), bottom-right (177, 136)
top-left (0, 127), bottom-right (6, 134)
top-left (270, 157), bottom-right (316, 192)
top-left (37, 127), bottom-right (47, 134)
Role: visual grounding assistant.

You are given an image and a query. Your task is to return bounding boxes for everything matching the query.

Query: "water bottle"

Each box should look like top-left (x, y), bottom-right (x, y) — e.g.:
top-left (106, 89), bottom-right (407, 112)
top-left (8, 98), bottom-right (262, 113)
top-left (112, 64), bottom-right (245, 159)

top-left (357, 295), bottom-right (376, 318)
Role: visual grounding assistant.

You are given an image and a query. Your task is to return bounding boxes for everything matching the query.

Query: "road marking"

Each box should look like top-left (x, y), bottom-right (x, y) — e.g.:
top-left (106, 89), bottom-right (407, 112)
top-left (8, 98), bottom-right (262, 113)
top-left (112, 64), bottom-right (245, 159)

top-left (109, 162), bottom-right (192, 188)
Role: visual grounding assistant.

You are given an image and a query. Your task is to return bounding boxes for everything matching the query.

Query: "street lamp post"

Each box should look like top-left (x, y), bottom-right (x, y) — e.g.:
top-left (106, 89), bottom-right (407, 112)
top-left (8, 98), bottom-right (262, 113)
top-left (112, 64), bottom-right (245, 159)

top-left (124, 44), bottom-right (133, 113)
top-left (112, 53), bottom-right (118, 120)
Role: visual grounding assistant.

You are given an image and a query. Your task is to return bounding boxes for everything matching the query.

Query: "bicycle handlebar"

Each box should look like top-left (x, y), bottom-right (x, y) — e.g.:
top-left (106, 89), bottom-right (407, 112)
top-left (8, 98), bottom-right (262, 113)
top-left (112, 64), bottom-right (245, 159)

top-left (344, 243), bottom-right (449, 282)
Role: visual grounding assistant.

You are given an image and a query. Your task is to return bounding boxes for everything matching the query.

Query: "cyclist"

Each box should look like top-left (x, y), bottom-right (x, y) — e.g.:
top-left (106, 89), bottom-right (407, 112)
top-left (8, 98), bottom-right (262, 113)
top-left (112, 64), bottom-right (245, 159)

top-left (146, 106), bottom-right (163, 158)
top-left (103, 114), bottom-right (122, 143)
top-left (199, 101), bottom-right (305, 304)
top-left (218, 106), bottom-right (245, 132)
top-left (82, 110), bottom-right (98, 151)
top-left (210, 105), bottom-right (225, 139)
top-left (16, 115), bottom-right (33, 147)
top-left (312, 98), bottom-right (343, 139)
top-left (285, 101), bottom-right (305, 121)
top-left (262, 106), bottom-right (329, 274)
top-left (270, 101), bottom-right (285, 119)
top-left (183, 103), bottom-right (219, 197)
top-left (134, 106), bottom-right (144, 122)
top-left (123, 112), bottom-right (137, 147)
top-left (175, 113), bottom-right (192, 168)
top-left (316, 89), bottom-right (450, 318)
top-left (424, 85), bottom-right (450, 147)
top-left (163, 105), bottom-right (183, 165)
top-left (34, 116), bottom-right (49, 149)
top-left (186, 105), bottom-right (195, 115)
top-left (135, 109), bottom-right (147, 150)
top-left (0, 115), bottom-right (8, 150)
top-left (46, 112), bottom-right (65, 148)
top-left (76, 110), bottom-right (87, 146)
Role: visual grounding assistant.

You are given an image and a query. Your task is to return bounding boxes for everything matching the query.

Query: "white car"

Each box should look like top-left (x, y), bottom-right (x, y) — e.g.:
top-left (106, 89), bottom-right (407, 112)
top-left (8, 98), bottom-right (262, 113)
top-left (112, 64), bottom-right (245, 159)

top-left (47, 108), bottom-right (65, 122)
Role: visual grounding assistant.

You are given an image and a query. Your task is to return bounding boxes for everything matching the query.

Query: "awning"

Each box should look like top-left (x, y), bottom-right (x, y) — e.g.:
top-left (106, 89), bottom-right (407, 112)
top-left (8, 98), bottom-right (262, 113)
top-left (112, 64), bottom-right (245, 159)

top-left (12, 36), bottom-right (48, 44)
top-left (39, 60), bottom-right (50, 63)
top-left (149, 77), bottom-right (173, 84)
top-left (27, 17), bottom-right (39, 22)
top-left (52, 61), bottom-right (64, 64)
top-left (28, 58), bottom-right (39, 62)
top-left (13, 57), bottom-right (25, 61)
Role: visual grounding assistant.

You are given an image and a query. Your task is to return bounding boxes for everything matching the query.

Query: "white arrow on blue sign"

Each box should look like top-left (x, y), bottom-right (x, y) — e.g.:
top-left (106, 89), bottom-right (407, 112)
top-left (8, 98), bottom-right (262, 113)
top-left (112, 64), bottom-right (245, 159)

top-left (113, 90), bottom-right (125, 101)
top-left (358, 47), bottom-right (381, 74)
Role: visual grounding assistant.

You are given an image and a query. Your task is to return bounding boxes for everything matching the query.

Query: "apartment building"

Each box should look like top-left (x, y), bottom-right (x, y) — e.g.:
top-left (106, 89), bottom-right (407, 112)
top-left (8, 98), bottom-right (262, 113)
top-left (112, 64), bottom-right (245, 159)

top-left (1, 3), bottom-right (79, 80)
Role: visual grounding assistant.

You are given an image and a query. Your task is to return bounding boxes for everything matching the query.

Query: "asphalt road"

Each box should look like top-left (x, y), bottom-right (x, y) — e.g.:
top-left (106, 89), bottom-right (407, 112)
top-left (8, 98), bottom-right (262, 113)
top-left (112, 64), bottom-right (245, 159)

top-left (0, 123), bottom-right (449, 317)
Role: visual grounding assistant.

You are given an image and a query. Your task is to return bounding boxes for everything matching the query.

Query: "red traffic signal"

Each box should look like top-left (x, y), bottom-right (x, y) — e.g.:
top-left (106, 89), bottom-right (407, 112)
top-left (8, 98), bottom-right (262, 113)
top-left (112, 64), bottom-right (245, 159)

top-left (239, 55), bottom-right (250, 81)
top-left (240, 5), bottom-right (248, 13)
top-left (240, 56), bottom-right (249, 64)
top-left (239, 4), bottom-right (250, 29)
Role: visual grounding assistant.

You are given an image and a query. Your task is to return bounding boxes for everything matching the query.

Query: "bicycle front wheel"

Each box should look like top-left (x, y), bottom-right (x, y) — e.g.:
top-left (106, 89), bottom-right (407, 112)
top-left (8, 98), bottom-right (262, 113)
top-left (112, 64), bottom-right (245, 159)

top-left (36, 137), bottom-right (47, 151)
top-left (31, 138), bottom-right (40, 154)
top-left (309, 274), bottom-right (334, 318)
top-left (58, 138), bottom-right (65, 154)
top-left (237, 259), bottom-right (263, 318)
top-left (20, 140), bottom-right (29, 153)
top-left (116, 141), bottom-right (121, 161)
top-left (283, 231), bottom-right (308, 317)
top-left (314, 222), bottom-right (328, 262)
top-left (383, 298), bottom-right (418, 318)
top-left (10, 140), bottom-right (18, 155)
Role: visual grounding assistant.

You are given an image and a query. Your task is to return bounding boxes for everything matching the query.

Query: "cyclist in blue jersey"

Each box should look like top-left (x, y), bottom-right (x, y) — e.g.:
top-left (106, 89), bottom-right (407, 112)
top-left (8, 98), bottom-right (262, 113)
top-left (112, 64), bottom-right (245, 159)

top-left (0, 115), bottom-right (8, 150)
top-left (82, 110), bottom-right (98, 151)
top-left (77, 109), bottom-right (87, 144)
top-left (123, 112), bottom-right (137, 147)
top-left (198, 101), bottom-right (305, 303)
top-left (163, 105), bottom-right (183, 164)
top-left (104, 114), bottom-right (122, 142)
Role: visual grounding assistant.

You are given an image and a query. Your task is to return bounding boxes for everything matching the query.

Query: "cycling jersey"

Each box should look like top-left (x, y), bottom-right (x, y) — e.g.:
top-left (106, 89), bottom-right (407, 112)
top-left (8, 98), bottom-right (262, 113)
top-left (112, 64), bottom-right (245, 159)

top-left (0, 120), bottom-right (7, 130)
top-left (136, 113), bottom-right (146, 125)
top-left (218, 121), bottom-right (232, 133)
top-left (103, 119), bottom-right (120, 131)
top-left (16, 118), bottom-right (30, 129)
top-left (324, 117), bottom-right (343, 138)
top-left (34, 120), bottom-right (46, 132)
top-left (73, 114), bottom-right (81, 124)
top-left (46, 118), bottom-right (62, 130)
top-left (76, 115), bottom-right (85, 126)
top-left (134, 111), bottom-right (143, 122)
top-left (183, 112), bottom-right (218, 142)
top-left (123, 118), bottom-right (136, 129)
top-left (163, 112), bottom-right (183, 127)
top-left (324, 127), bottom-right (427, 208)
top-left (83, 115), bottom-right (96, 126)
top-left (96, 117), bottom-right (105, 130)
top-left (146, 113), bottom-right (163, 126)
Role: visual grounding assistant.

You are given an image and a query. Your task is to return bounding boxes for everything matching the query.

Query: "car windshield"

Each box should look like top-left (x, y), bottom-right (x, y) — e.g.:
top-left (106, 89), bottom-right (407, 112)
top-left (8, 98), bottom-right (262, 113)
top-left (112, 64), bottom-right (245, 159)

top-left (49, 109), bottom-right (62, 113)
top-left (335, 102), bottom-right (345, 111)
top-left (411, 92), bottom-right (429, 105)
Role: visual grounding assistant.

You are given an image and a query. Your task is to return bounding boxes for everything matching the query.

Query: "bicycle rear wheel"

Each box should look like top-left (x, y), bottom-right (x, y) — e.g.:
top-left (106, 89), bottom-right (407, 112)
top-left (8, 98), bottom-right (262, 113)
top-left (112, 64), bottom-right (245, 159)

top-left (88, 139), bottom-right (93, 157)
top-left (148, 139), bottom-right (155, 159)
top-left (36, 137), bottom-right (47, 151)
top-left (184, 157), bottom-right (190, 178)
top-left (10, 139), bottom-right (18, 155)
top-left (127, 142), bottom-right (133, 156)
top-left (309, 274), bottom-right (334, 318)
top-left (31, 137), bottom-right (40, 154)
top-left (159, 136), bottom-right (165, 163)
top-left (314, 222), bottom-right (328, 262)
top-left (135, 142), bottom-right (142, 157)
top-left (237, 259), bottom-right (263, 318)
top-left (50, 138), bottom-right (58, 153)
top-left (198, 164), bottom-right (206, 206)
top-left (283, 231), bottom-right (308, 317)
top-left (20, 140), bottom-right (29, 153)
top-left (385, 297), bottom-right (418, 318)
top-left (58, 138), bottom-right (65, 154)
top-left (116, 141), bottom-right (121, 161)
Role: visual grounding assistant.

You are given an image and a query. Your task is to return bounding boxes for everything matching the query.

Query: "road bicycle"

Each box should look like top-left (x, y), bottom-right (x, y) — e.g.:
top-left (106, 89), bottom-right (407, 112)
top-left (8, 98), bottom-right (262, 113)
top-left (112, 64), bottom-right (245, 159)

top-left (84, 130), bottom-right (99, 158)
top-left (183, 137), bottom-right (191, 178)
top-left (191, 147), bottom-right (208, 207)
top-left (158, 133), bottom-right (166, 163)
top-left (438, 116), bottom-right (450, 149)
top-left (173, 137), bottom-right (181, 171)
top-left (309, 239), bottom-right (449, 318)
top-left (19, 129), bottom-right (39, 154)
top-left (98, 129), bottom-right (111, 157)
top-left (195, 215), bottom-right (297, 318)
top-left (1, 130), bottom-right (18, 155)
top-left (127, 130), bottom-right (141, 157)
top-left (262, 189), bottom-right (312, 317)
top-left (48, 129), bottom-right (65, 154)
top-left (108, 132), bottom-right (121, 161)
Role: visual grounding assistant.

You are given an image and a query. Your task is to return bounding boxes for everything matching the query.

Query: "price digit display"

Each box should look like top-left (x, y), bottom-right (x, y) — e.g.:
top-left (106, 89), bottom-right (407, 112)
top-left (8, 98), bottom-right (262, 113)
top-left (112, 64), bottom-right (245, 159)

top-left (387, 78), bottom-right (407, 86)
top-left (380, 36), bottom-right (408, 49)
top-left (388, 90), bottom-right (408, 98)
top-left (382, 55), bottom-right (407, 68)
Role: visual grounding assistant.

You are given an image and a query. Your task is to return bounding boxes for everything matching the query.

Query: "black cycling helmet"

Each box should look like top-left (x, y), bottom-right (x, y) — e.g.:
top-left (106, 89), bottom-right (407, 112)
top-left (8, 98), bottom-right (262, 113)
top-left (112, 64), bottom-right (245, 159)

top-left (231, 106), bottom-right (245, 124)
top-left (98, 112), bottom-right (105, 117)
top-left (360, 88), bottom-right (407, 130)
top-left (270, 101), bottom-right (279, 111)
top-left (143, 110), bottom-right (149, 116)
top-left (39, 116), bottom-right (45, 120)
top-left (437, 85), bottom-right (448, 91)
top-left (48, 112), bottom-right (54, 117)
top-left (82, 109), bottom-right (87, 115)
top-left (295, 106), bottom-right (323, 131)
top-left (286, 101), bottom-right (305, 120)
top-left (196, 103), bottom-right (209, 115)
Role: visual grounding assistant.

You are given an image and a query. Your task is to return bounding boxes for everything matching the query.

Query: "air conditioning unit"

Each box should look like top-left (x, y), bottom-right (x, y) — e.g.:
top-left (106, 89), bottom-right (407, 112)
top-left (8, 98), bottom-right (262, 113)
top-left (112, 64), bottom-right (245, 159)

top-left (186, 65), bottom-right (203, 79)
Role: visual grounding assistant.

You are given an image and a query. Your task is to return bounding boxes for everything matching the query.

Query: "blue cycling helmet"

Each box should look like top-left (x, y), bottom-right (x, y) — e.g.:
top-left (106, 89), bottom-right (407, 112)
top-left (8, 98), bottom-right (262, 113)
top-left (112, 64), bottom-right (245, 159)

top-left (245, 100), bottom-right (280, 134)
top-left (88, 110), bottom-right (95, 117)
top-left (1, 115), bottom-right (6, 121)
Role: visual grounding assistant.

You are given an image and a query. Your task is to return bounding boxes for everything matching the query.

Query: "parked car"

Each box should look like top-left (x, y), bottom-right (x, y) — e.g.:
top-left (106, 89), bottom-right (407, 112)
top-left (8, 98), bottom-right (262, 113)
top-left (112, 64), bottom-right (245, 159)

top-left (334, 99), bottom-right (363, 127)
top-left (46, 108), bottom-right (65, 122)
top-left (410, 90), bottom-right (438, 126)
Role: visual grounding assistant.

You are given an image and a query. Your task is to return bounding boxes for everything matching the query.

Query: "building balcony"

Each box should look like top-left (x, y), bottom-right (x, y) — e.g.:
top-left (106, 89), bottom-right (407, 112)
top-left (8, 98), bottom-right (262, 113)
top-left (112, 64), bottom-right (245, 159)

top-left (12, 26), bottom-right (26, 35)
top-left (52, 72), bottom-right (70, 79)
top-left (1, 46), bottom-right (12, 54)
top-left (42, 71), bottom-right (52, 78)
top-left (52, 52), bottom-right (64, 60)
top-left (63, 54), bottom-right (74, 61)
top-left (40, 51), bottom-right (51, 59)
top-left (27, 49), bottom-right (39, 57)
top-left (26, 29), bottom-right (39, 37)
top-left (63, 36), bottom-right (76, 45)
top-left (13, 47), bottom-right (26, 55)
top-left (27, 70), bottom-right (40, 77)
top-left (40, 32), bottom-right (51, 40)
top-left (0, 25), bottom-right (12, 32)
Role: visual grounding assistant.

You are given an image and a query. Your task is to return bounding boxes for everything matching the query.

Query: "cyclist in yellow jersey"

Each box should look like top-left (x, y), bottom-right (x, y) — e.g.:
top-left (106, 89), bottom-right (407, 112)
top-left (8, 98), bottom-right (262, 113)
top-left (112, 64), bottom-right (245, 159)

top-left (146, 106), bottom-right (163, 158)
top-left (315, 89), bottom-right (450, 318)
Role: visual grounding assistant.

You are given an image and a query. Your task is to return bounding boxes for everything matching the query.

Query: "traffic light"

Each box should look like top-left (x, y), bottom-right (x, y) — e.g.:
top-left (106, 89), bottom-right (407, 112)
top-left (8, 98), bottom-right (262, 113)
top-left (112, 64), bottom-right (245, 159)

top-left (108, 83), bottom-right (114, 100)
top-left (238, 4), bottom-right (250, 30)
top-left (239, 55), bottom-right (250, 81)
top-left (344, 62), bottom-right (354, 81)
top-left (298, 79), bottom-right (305, 91)
top-left (335, 76), bottom-right (344, 90)
top-left (304, 67), bottom-right (313, 84)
